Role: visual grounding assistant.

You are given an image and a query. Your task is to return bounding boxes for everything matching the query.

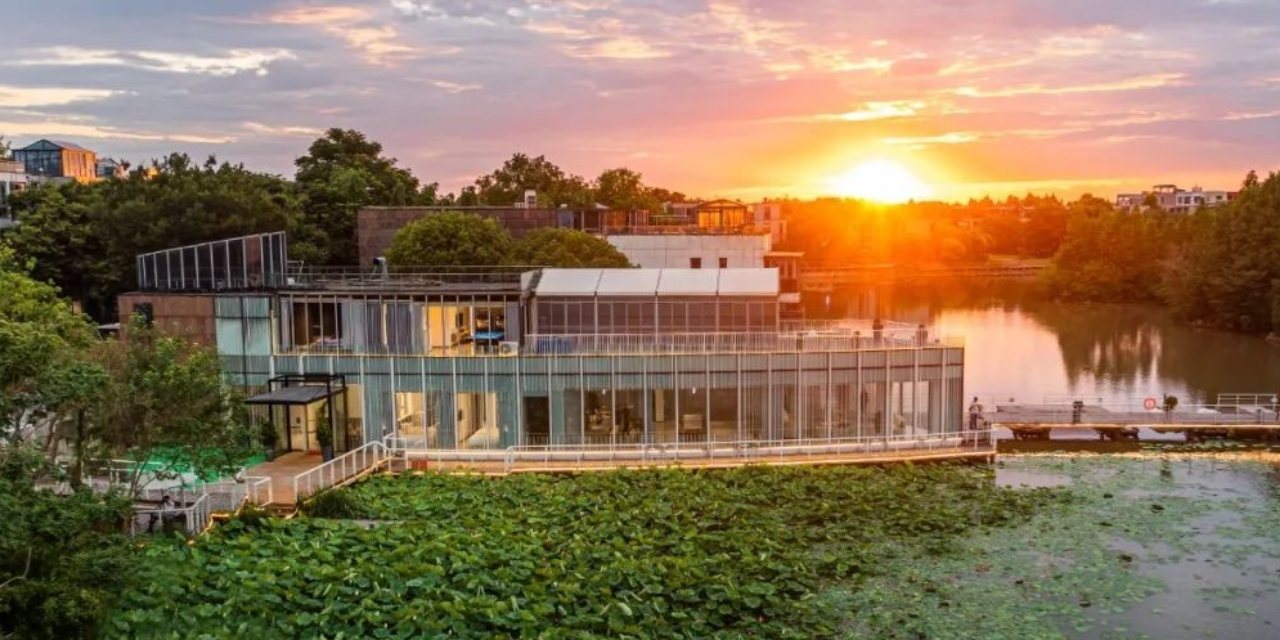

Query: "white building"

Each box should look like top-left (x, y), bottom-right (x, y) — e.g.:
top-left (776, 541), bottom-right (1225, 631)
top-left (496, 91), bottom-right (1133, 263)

top-left (751, 201), bottom-right (787, 245)
top-left (606, 233), bottom-right (772, 269)
top-left (1116, 184), bottom-right (1236, 214)
top-left (0, 158), bottom-right (27, 232)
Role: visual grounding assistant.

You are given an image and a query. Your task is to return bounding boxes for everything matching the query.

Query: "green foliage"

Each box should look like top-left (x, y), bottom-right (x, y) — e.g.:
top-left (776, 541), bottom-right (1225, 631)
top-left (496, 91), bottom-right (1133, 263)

top-left (473, 153), bottom-right (595, 208)
top-left (108, 464), bottom-right (1061, 639)
top-left (0, 248), bottom-right (97, 445)
top-left (3, 154), bottom-right (302, 319)
top-left (1044, 209), bottom-right (1177, 302)
top-left (1164, 171), bottom-right (1280, 333)
top-left (294, 128), bottom-right (437, 264)
top-left (385, 211), bottom-right (512, 266)
top-left (91, 318), bottom-right (256, 492)
top-left (0, 446), bottom-right (136, 640)
top-left (508, 227), bottom-right (632, 268)
top-left (298, 487), bottom-right (367, 519)
top-left (594, 167), bottom-right (663, 212)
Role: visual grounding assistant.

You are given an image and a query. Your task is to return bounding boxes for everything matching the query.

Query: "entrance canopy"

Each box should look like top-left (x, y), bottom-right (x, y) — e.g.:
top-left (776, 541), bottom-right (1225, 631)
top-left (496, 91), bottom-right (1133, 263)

top-left (245, 374), bottom-right (346, 406)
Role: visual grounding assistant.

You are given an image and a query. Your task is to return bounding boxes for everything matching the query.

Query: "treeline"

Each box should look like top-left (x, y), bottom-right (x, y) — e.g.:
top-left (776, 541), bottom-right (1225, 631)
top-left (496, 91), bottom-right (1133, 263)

top-left (1, 130), bottom-right (681, 321)
top-left (778, 193), bottom-right (1072, 265)
top-left (1045, 170), bottom-right (1280, 335)
top-left (1, 247), bottom-right (254, 639)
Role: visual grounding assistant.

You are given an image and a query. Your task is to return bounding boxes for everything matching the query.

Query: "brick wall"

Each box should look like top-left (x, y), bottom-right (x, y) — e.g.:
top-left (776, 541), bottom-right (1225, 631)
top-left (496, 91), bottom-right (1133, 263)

top-left (118, 293), bottom-right (217, 347)
top-left (357, 207), bottom-right (562, 264)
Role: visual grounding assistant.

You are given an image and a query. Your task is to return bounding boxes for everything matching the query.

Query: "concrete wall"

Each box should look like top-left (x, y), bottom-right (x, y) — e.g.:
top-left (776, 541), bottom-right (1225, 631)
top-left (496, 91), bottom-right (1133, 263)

top-left (606, 234), bottom-right (772, 269)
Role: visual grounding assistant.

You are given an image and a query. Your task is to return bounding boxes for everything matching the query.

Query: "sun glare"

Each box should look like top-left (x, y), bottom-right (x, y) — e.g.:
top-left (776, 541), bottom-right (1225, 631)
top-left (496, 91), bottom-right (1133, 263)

top-left (829, 160), bottom-right (933, 203)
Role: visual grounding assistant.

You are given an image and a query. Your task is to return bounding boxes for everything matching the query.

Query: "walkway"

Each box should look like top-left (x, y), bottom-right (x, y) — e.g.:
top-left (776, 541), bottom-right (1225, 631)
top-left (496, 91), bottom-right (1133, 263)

top-left (400, 445), bottom-right (994, 476)
top-left (244, 451), bottom-right (324, 506)
top-left (988, 403), bottom-right (1280, 428)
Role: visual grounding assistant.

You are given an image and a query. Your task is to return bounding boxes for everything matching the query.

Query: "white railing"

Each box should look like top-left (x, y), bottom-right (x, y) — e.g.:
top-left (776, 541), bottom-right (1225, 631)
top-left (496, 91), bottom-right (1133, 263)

top-left (130, 492), bottom-right (212, 537)
top-left (498, 430), bottom-right (994, 472)
top-left (292, 441), bottom-right (388, 501)
top-left (525, 329), bottom-right (951, 356)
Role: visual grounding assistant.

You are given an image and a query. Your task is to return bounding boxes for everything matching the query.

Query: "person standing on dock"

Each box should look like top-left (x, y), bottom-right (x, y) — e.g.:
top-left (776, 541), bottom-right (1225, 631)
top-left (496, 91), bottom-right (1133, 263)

top-left (969, 397), bottom-right (984, 430)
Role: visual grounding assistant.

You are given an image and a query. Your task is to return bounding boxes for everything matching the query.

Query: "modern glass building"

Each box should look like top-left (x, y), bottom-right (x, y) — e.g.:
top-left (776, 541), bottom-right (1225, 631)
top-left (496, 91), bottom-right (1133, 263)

top-left (120, 233), bottom-right (970, 467)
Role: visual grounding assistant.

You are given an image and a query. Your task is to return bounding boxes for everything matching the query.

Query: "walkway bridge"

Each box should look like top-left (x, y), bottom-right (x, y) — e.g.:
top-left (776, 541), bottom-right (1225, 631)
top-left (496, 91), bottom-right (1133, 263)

top-left (800, 262), bottom-right (1045, 292)
top-left (975, 393), bottom-right (1280, 441)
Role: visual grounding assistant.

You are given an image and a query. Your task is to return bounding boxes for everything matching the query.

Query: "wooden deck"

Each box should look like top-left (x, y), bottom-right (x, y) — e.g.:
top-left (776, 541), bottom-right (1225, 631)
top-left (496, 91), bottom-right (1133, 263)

top-left (399, 445), bottom-right (994, 476)
top-left (244, 451), bottom-right (325, 505)
top-left (988, 404), bottom-right (1280, 429)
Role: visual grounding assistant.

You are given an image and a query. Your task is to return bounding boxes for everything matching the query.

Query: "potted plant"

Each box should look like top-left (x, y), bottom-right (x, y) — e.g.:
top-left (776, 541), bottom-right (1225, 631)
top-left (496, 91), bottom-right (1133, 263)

top-left (316, 404), bottom-right (334, 462)
top-left (1163, 394), bottom-right (1179, 422)
top-left (259, 421), bottom-right (279, 462)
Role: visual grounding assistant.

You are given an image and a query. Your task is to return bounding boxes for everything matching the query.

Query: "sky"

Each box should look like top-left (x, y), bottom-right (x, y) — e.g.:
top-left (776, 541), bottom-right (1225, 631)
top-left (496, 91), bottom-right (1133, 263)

top-left (1, 0), bottom-right (1279, 202)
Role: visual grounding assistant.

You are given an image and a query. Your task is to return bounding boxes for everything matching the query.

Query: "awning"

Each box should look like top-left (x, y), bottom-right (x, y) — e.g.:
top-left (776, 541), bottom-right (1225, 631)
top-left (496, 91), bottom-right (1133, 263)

top-left (245, 385), bottom-right (343, 406)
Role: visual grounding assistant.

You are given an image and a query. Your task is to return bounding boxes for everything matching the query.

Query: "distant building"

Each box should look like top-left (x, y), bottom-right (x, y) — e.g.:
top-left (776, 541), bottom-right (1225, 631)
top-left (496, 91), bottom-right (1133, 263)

top-left (0, 158), bottom-right (27, 232)
top-left (1116, 184), bottom-right (1236, 214)
top-left (752, 201), bottom-right (787, 245)
top-left (96, 157), bottom-right (128, 180)
top-left (13, 139), bottom-right (98, 183)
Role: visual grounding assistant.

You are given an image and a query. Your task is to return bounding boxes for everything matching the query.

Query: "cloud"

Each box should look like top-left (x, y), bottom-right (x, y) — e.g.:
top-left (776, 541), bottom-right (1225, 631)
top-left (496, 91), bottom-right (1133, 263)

top-left (805, 101), bottom-right (927, 123)
top-left (954, 73), bottom-right (1186, 98)
top-left (429, 80), bottom-right (482, 93)
top-left (263, 5), bottom-right (451, 65)
top-left (13, 46), bottom-right (294, 76)
top-left (0, 117), bottom-right (232, 143)
top-left (0, 85), bottom-right (118, 107)
top-left (882, 132), bottom-right (980, 147)
top-left (1222, 108), bottom-right (1280, 121)
top-left (242, 122), bottom-right (324, 137)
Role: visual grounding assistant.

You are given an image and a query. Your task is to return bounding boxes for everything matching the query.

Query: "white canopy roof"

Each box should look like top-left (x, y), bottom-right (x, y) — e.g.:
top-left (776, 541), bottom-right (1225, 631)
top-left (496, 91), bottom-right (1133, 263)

top-left (535, 268), bottom-right (778, 297)
top-left (657, 269), bottom-right (720, 296)
top-left (717, 268), bottom-right (780, 296)
top-left (597, 269), bottom-right (662, 296)
top-left (534, 269), bottom-right (602, 296)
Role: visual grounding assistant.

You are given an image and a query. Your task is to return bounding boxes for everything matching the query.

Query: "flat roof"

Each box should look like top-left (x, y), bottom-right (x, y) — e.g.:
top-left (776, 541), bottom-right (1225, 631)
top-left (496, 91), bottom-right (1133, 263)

top-left (535, 269), bottom-right (602, 295)
top-left (245, 385), bottom-right (343, 406)
top-left (598, 269), bottom-right (662, 296)
top-left (718, 268), bottom-right (779, 296)
top-left (535, 268), bottom-right (778, 297)
top-left (657, 269), bottom-right (719, 296)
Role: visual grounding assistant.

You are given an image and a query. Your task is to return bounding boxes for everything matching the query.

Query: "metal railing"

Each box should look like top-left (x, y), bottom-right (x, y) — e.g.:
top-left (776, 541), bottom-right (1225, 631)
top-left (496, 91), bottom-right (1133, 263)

top-left (292, 441), bottom-right (388, 501)
top-left (282, 265), bottom-right (531, 291)
top-left (499, 430), bottom-right (995, 472)
top-left (525, 328), bottom-right (951, 356)
top-left (130, 492), bottom-right (212, 537)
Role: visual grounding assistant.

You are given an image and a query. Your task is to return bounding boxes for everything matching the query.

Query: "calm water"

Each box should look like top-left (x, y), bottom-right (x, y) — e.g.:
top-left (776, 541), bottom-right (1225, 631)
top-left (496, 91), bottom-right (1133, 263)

top-left (812, 281), bottom-right (1280, 405)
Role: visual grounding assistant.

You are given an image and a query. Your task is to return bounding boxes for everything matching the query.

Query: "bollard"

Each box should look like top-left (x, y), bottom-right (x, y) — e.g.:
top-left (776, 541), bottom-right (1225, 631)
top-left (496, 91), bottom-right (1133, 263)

top-left (1071, 400), bottom-right (1084, 425)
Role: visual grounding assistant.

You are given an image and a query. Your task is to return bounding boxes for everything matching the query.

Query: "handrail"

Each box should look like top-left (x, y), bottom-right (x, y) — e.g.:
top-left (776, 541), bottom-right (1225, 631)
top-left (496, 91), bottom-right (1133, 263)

top-left (292, 441), bottom-right (388, 501)
top-left (499, 429), bottom-right (995, 472)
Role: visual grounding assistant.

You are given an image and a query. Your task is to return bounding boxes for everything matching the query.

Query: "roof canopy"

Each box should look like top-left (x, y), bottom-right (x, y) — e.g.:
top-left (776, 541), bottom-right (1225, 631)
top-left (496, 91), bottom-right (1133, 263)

top-left (536, 268), bottom-right (778, 297)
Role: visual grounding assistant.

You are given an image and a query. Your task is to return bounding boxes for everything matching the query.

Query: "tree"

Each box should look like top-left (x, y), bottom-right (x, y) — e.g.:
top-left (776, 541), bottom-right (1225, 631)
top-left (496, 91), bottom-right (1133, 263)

top-left (473, 153), bottom-right (594, 207)
top-left (384, 212), bottom-right (512, 267)
top-left (0, 135), bottom-right (10, 158)
top-left (0, 247), bottom-right (96, 448)
top-left (91, 318), bottom-right (255, 495)
top-left (1164, 170), bottom-right (1280, 333)
top-left (3, 154), bottom-right (302, 320)
top-left (294, 129), bottom-right (432, 265)
top-left (0, 446), bottom-right (135, 640)
top-left (508, 228), bottom-right (632, 268)
top-left (594, 168), bottom-right (661, 212)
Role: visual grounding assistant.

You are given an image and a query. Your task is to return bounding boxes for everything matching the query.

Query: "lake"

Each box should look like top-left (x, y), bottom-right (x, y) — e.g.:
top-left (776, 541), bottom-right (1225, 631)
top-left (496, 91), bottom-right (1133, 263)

top-left (811, 281), bottom-right (1280, 406)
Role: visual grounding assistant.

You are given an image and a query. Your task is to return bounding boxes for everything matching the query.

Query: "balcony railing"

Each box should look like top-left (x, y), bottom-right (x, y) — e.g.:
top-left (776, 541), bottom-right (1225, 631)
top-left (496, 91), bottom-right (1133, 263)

top-left (282, 265), bottom-right (532, 291)
top-left (525, 327), bottom-right (955, 356)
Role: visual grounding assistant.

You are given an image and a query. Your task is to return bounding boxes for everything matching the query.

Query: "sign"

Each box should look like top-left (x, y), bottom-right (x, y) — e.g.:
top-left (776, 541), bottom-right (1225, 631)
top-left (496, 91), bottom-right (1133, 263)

top-left (1143, 397), bottom-right (1158, 411)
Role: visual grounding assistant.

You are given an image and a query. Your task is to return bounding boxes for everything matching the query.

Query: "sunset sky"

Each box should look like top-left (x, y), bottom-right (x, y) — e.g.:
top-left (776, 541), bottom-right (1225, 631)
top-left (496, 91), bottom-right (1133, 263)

top-left (2, 0), bottom-right (1278, 201)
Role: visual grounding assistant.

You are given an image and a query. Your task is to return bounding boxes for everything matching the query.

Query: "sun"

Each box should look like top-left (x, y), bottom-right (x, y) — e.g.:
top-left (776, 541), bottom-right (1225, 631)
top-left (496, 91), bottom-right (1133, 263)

top-left (829, 160), bottom-right (933, 203)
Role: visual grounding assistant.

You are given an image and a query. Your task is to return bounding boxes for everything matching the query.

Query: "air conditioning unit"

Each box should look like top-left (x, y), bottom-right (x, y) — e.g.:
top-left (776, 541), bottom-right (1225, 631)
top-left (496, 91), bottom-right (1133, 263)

top-left (497, 341), bottom-right (520, 356)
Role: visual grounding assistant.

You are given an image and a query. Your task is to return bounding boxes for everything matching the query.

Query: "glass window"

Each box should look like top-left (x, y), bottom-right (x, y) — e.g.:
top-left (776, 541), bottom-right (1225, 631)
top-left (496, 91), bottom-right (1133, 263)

top-left (690, 257), bottom-right (702, 269)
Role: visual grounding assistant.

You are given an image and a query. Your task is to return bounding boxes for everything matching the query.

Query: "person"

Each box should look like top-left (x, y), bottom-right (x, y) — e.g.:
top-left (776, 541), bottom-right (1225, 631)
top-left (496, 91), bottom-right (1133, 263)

top-left (159, 495), bottom-right (175, 530)
top-left (968, 397), bottom-right (984, 430)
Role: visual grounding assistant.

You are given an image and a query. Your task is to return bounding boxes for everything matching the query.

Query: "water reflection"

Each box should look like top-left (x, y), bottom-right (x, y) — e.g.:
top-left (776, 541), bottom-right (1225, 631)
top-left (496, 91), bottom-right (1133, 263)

top-left (811, 281), bottom-right (1280, 404)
